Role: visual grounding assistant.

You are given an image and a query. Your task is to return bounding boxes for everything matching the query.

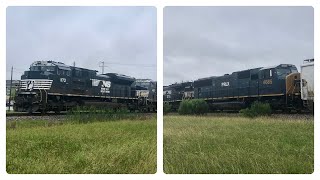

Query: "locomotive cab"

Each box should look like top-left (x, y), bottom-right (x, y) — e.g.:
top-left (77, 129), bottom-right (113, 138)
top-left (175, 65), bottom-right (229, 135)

top-left (134, 79), bottom-right (157, 112)
top-left (275, 64), bottom-right (298, 79)
top-left (257, 64), bottom-right (300, 109)
top-left (135, 79), bottom-right (157, 102)
top-left (259, 64), bottom-right (298, 96)
top-left (22, 61), bottom-right (57, 79)
top-left (14, 61), bottom-right (58, 113)
top-left (22, 61), bottom-right (76, 79)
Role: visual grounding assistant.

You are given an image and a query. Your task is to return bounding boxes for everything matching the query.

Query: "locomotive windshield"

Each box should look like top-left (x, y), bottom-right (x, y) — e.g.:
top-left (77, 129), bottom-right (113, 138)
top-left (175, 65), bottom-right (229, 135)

top-left (30, 66), bottom-right (55, 72)
top-left (276, 66), bottom-right (298, 79)
top-left (137, 82), bottom-right (151, 88)
top-left (135, 80), bottom-right (156, 89)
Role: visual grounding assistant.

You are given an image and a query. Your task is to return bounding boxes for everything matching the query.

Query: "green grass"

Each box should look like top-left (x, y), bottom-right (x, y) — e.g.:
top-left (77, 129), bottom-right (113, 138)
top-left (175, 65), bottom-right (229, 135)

top-left (7, 117), bottom-right (156, 174)
top-left (164, 115), bottom-right (314, 174)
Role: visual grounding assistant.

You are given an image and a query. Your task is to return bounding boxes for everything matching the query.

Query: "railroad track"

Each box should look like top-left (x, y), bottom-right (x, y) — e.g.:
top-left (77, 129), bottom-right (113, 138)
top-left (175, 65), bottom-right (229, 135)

top-left (6, 112), bottom-right (68, 117)
top-left (6, 111), bottom-right (156, 117)
top-left (166, 110), bottom-right (313, 118)
top-left (167, 109), bottom-right (312, 115)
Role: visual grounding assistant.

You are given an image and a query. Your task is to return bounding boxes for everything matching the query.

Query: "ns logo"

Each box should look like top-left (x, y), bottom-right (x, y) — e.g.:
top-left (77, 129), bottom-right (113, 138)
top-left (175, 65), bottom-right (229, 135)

top-left (27, 80), bottom-right (35, 90)
top-left (101, 81), bottom-right (111, 88)
top-left (100, 81), bottom-right (111, 94)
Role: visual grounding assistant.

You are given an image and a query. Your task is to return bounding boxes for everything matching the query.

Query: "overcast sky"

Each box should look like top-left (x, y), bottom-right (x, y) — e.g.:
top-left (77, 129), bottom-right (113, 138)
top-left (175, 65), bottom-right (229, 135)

top-left (164, 6), bottom-right (314, 86)
top-left (7, 6), bottom-right (156, 80)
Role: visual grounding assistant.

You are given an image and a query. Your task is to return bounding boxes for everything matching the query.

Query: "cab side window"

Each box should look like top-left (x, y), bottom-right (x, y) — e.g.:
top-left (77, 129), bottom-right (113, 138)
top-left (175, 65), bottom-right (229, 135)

top-left (262, 69), bottom-right (273, 78)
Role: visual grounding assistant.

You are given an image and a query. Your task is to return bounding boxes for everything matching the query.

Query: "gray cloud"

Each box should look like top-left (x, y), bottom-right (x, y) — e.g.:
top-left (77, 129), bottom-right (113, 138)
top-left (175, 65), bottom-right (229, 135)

top-left (164, 6), bottom-right (314, 85)
top-left (7, 6), bottom-right (156, 80)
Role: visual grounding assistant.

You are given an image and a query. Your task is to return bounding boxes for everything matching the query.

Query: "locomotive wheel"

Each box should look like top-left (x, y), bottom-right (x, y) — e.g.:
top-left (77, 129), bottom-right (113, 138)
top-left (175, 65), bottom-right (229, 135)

top-left (13, 105), bottom-right (18, 112)
top-left (54, 108), bottom-right (61, 114)
top-left (41, 108), bottom-right (48, 115)
top-left (27, 107), bottom-right (33, 115)
top-left (308, 100), bottom-right (314, 114)
top-left (27, 105), bottom-right (39, 115)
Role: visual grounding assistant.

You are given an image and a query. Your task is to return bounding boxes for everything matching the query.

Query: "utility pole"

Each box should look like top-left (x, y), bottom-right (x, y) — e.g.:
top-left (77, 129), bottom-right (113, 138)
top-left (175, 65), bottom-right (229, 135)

top-left (73, 61), bottom-right (75, 67)
top-left (99, 61), bottom-right (108, 74)
top-left (8, 66), bottom-right (13, 111)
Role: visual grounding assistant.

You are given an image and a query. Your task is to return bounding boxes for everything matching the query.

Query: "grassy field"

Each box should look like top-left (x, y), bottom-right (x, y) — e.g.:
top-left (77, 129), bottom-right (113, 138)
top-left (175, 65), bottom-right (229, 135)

top-left (7, 116), bottom-right (156, 174)
top-left (164, 115), bottom-right (313, 174)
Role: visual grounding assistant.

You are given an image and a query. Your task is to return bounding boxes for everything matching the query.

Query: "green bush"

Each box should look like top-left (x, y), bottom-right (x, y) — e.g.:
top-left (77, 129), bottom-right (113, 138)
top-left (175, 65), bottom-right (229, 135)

top-left (240, 101), bottom-right (272, 118)
top-left (163, 103), bottom-right (172, 115)
top-left (178, 99), bottom-right (209, 115)
top-left (178, 100), bottom-right (192, 115)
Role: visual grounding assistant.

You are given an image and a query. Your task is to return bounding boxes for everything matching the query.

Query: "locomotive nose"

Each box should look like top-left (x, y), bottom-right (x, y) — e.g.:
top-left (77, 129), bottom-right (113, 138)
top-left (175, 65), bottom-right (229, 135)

top-left (285, 72), bottom-right (301, 95)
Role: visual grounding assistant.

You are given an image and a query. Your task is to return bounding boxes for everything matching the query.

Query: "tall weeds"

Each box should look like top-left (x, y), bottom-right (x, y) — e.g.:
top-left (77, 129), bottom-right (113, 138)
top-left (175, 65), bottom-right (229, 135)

top-left (67, 106), bottom-right (150, 124)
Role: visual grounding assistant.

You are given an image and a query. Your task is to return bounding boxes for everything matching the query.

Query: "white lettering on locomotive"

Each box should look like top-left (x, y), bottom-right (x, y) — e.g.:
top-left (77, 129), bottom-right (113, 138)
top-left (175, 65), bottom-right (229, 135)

top-left (164, 90), bottom-right (172, 95)
top-left (102, 81), bottom-right (111, 88)
top-left (91, 79), bottom-right (111, 87)
top-left (60, 78), bottom-right (66, 83)
top-left (221, 82), bottom-right (230, 87)
top-left (100, 81), bottom-right (111, 94)
top-left (91, 79), bottom-right (112, 94)
top-left (100, 88), bottom-right (110, 94)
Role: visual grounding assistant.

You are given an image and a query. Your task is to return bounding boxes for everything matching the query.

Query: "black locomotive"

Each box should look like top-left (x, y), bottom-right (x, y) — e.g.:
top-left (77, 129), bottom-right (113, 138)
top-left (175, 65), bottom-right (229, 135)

top-left (164, 81), bottom-right (194, 111)
top-left (14, 61), bottom-right (156, 113)
top-left (164, 64), bottom-right (305, 111)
